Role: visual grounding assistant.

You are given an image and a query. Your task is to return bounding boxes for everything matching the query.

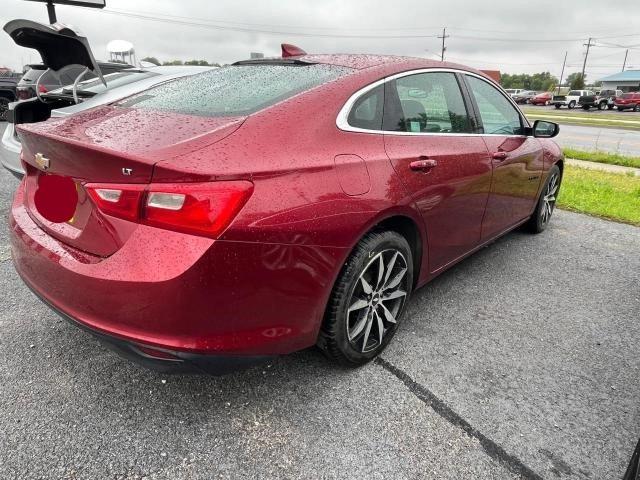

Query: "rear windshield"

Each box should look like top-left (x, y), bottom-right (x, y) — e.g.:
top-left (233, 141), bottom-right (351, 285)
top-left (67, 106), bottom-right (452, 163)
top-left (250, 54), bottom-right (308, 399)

top-left (118, 63), bottom-right (353, 117)
top-left (20, 67), bottom-right (47, 82)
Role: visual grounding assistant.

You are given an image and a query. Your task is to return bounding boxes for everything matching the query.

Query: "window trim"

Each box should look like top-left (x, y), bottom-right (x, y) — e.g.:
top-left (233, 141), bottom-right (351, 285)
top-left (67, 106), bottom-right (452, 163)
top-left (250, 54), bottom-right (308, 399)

top-left (336, 67), bottom-right (530, 137)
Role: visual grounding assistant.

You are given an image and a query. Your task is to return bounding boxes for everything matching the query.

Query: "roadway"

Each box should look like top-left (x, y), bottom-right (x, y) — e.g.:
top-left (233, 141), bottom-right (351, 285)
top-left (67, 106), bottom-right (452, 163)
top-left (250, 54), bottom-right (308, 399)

top-left (555, 123), bottom-right (640, 156)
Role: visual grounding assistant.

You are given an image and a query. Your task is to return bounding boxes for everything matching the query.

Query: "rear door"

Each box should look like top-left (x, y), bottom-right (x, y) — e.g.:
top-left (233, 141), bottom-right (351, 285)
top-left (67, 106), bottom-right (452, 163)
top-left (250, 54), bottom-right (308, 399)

top-left (463, 74), bottom-right (544, 240)
top-left (382, 71), bottom-right (492, 272)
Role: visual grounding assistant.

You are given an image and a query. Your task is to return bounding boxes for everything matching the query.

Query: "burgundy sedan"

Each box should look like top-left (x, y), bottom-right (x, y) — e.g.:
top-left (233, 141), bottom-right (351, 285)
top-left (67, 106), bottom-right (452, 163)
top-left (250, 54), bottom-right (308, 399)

top-left (10, 49), bottom-right (563, 373)
top-left (529, 91), bottom-right (553, 106)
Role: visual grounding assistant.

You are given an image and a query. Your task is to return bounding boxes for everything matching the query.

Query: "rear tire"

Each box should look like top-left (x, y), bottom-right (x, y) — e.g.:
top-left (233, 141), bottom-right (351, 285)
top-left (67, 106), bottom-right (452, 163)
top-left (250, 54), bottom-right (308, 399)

top-left (524, 165), bottom-right (562, 234)
top-left (634, 105), bottom-right (639, 112)
top-left (568, 101), bottom-right (576, 109)
top-left (598, 102), bottom-right (607, 110)
top-left (555, 104), bottom-right (561, 109)
top-left (317, 230), bottom-right (413, 366)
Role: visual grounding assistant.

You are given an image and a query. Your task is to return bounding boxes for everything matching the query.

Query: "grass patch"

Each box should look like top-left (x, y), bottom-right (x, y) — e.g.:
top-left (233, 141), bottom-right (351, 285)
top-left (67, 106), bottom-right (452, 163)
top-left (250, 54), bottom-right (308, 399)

top-left (558, 165), bottom-right (640, 226)
top-left (563, 148), bottom-right (640, 169)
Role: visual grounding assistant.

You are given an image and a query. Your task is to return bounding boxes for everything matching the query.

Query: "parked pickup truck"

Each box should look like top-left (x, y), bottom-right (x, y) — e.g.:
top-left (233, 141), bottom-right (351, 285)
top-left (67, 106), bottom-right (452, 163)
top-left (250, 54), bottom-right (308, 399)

top-left (552, 89), bottom-right (594, 109)
top-left (579, 89), bottom-right (622, 110)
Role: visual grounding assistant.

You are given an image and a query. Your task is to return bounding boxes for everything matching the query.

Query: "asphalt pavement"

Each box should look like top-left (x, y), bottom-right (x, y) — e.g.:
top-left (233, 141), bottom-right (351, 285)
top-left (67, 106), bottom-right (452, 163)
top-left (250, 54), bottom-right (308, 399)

top-left (0, 123), bottom-right (639, 479)
top-left (555, 123), bottom-right (640, 156)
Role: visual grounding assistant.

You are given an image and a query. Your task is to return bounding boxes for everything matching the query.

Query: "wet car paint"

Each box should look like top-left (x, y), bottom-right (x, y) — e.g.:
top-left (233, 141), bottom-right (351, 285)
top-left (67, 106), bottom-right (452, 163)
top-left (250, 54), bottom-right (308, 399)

top-left (10, 55), bottom-right (562, 362)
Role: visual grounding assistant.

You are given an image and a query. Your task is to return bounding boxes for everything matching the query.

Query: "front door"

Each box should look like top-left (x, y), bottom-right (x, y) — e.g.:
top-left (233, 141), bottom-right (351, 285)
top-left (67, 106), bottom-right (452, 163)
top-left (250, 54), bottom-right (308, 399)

top-left (463, 75), bottom-right (544, 240)
top-left (382, 71), bottom-right (493, 273)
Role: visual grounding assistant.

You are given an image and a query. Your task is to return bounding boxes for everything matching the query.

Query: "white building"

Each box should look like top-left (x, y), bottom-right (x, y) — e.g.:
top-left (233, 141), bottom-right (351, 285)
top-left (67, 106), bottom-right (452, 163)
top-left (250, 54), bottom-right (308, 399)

top-left (598, 70), bottom-right (640, 93)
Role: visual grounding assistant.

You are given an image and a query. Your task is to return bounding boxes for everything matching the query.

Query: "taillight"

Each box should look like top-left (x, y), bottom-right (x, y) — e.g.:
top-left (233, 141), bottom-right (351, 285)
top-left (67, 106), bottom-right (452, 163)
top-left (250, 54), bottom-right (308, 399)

top-left (37, 84), bottom-right (48, 94)
top-left (86, 184), bottom-right (146, 221)
top-left (16, 88), bottom-right (31, 100)
top-left (85, 181), bottom-right (253, 238)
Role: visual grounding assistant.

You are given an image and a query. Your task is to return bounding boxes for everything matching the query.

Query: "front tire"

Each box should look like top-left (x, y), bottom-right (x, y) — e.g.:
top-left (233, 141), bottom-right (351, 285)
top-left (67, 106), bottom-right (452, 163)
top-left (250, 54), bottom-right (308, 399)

top-left (568, 101), bottom-right (576, 109)
top-left (318, 230), bottom-right (413, 366)
top-left (525, 165), bottom-right (562, 234)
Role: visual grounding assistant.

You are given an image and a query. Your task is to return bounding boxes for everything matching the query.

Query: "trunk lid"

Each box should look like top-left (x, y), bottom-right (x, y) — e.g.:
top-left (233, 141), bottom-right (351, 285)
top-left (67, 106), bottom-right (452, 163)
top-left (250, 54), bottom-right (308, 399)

top-left (17, 106), bottom-right (245, 256)
top-left (3, 19), bottom-right (104, 83)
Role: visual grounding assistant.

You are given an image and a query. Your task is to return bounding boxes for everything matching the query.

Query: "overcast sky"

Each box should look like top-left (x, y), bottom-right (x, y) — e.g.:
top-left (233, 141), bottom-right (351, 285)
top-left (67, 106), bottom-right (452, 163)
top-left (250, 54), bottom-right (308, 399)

top-left (1, 0), bottom-right (639, 81)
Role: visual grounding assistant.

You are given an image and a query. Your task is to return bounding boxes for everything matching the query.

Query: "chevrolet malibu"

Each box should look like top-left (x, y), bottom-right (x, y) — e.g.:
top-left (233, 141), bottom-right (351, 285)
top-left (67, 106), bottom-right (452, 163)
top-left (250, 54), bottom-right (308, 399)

top-left (10, 46), bottom-right (563, 374)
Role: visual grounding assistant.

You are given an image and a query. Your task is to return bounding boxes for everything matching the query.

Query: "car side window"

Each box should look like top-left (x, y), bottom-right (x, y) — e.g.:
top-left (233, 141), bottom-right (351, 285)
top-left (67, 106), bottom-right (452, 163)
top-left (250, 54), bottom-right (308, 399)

top-left (466, 75), bottom-right (524, 135)
top-left (383, 72), bottom-right (472, 133)
top-left (347, 84), bottom-right (384, 130)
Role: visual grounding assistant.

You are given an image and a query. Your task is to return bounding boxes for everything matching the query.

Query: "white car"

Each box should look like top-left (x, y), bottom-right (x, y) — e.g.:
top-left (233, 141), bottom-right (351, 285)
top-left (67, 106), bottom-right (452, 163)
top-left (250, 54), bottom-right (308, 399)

top-left (1, 19), bottom-right (214, 177)
top-left (504, 88), bottom-right (525, 98)
top-left (1, 66), bottom-right (213, 177)
top-left (551, 89), bottom-right (594, 109)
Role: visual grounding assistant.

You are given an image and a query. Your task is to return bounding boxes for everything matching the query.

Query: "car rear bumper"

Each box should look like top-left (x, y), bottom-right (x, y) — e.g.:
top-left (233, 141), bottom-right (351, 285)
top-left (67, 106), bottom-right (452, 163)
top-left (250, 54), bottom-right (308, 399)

top-left (10, 182), bottom-right (345, 365)
top-left (1, 122), bottom-right (23, 178)
top-left (21, 276), bottom-right (274, 374)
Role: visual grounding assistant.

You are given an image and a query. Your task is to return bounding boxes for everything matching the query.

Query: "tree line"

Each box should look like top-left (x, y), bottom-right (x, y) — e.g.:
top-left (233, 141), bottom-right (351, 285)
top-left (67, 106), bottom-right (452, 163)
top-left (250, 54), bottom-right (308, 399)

top-left (141, 57), bottom-right (221, 67)
top-left (500, 71), bottom-right (598, 91)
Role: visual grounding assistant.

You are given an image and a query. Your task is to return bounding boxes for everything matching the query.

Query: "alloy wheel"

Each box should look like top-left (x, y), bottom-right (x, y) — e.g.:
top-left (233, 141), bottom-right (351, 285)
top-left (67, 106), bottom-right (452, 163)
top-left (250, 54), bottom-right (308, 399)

top-left (346, 249), bottom-right (409, 353)
top-left (541, 172), bottom-right (559, 225)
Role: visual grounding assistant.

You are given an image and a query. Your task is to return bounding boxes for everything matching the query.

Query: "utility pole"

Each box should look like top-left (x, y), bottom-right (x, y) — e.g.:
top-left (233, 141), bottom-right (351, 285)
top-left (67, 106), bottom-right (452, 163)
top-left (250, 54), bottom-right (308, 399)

top-left (622, 49), bottom-right (629, 72)
top-left (581, 37), bottom-right (594, 84)
top-left (438, 27), bottom-right (449, 61)
top-left (558, 51), bottom-right (567, 94)
top-left (46, 0), bottom-right (57, 24)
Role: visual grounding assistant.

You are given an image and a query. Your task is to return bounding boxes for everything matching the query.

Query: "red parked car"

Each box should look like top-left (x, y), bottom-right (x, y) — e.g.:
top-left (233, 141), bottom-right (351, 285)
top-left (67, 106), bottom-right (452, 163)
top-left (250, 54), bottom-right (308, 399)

top-left (10, 43), bottom-right (563, 374)
top-left (529, 91), bottom-right (553, 106)
top-left (615, 92), bottom-right (640, 111)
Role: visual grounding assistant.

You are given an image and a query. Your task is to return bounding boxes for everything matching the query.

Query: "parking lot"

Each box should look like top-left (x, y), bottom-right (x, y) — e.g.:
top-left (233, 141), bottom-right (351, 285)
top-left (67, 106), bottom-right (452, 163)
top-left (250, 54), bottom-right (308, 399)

top-left (0, 123), bottom-right (638, 479)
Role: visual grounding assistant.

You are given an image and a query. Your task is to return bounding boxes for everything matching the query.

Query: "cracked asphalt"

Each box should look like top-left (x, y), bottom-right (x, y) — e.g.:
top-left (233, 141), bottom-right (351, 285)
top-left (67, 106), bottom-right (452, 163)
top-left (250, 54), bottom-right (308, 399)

top-left (0, 123), bottom-right (639, 479)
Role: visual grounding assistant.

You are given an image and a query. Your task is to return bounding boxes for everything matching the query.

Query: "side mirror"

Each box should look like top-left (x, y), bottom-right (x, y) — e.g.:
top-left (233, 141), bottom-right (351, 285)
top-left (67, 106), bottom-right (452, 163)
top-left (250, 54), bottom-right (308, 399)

top-left (532, 120), bottom-right (559, 138)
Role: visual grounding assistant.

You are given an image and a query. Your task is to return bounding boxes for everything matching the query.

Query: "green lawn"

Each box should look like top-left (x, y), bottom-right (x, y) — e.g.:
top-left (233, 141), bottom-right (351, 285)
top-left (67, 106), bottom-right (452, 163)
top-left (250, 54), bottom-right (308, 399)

top-left (558, 165), bottom-right (640, 226)
top-left (563, 148), bottom-right (640, 169)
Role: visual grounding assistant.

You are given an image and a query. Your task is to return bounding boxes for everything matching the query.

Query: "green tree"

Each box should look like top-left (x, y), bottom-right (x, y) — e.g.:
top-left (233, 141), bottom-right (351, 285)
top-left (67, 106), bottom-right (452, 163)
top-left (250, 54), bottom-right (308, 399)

top-left (185, 59), bottom-right (211, 66)
top-left (500, 72), bottom-right (558, 91)
top-left (567, 72), bottom-right (586, 89)
top-left (162, 60), bottom-right (184, 66)
top-left (141, 56), bottom-right (160, 66)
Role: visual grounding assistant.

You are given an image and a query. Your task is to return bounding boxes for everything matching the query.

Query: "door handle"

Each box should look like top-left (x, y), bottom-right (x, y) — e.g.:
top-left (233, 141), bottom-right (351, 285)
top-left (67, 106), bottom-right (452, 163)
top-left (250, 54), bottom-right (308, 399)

top-left (409, 158), bottom-right (438, 171)
top-left (492, 151), bottom-right (509, 161)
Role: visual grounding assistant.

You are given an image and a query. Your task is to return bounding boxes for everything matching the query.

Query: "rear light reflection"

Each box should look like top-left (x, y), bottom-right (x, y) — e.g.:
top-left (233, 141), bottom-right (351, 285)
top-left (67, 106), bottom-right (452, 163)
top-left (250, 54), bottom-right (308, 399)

top-left (85, 181), bottom-right (253, 238)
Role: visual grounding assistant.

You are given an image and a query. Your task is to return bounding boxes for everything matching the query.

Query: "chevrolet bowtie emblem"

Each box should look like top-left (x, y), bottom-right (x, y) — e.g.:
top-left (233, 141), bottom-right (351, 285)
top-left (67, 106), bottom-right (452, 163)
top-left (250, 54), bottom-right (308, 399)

top-left (34, 153), bottom-right (50, 171)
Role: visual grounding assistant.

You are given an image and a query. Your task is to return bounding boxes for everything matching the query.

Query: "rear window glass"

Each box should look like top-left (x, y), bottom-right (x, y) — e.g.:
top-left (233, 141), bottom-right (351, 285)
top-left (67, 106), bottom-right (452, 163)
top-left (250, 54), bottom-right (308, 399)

top-left (621, 93), bottom-right (634, 99)
top-left (568, 91), bottom-right (582, 96)
top-left (20, 67), bottom-right (47, 82)
top-left (119, 64), bottom-right (353, 117)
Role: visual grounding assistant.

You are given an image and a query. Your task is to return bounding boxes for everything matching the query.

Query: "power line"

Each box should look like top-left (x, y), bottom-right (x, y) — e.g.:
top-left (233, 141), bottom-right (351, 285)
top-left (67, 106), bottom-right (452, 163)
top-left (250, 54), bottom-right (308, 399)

top-left (81, 8), bottom-right (441, 39)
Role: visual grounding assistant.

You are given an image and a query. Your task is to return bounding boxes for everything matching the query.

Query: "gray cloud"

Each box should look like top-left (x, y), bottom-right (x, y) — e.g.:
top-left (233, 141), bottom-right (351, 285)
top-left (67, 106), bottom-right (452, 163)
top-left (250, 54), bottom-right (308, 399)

top-left (1, 0), bottom-right (639, 81)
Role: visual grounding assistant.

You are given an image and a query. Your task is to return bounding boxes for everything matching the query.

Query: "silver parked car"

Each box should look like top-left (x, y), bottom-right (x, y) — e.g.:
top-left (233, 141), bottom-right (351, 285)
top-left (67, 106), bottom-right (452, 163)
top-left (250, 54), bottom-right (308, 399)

top-left (1, 19), bottom-right (214, 177)
top-left (1, 66), bottom-right (214, 177)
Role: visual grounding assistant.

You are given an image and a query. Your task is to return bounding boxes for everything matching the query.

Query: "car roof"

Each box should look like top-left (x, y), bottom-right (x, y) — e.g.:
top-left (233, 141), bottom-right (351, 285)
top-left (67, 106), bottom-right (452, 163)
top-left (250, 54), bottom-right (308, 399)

top-left (240, 53), bottom-right (482, 76)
